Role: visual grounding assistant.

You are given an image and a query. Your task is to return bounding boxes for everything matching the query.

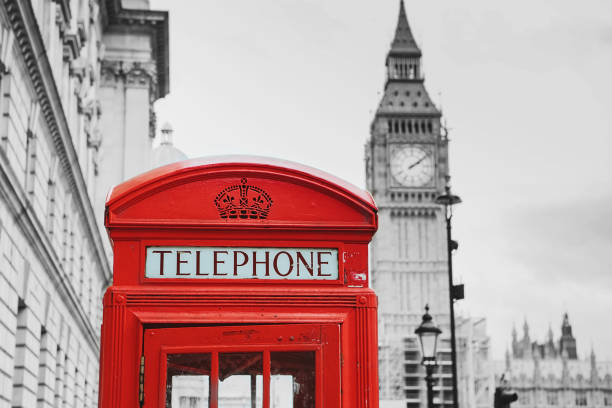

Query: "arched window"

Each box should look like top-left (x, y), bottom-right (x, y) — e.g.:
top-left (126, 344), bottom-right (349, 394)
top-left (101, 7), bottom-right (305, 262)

top-left (400, 121), bottom-right (405, 133)
top-left (421, 121), bottom-right (426, 133)
top-left (394, 121), bottom-right (399, 133)
top-left (427, 121), bottom-right (433, 133)
top-left (408, 121), bottom-right (413, 133)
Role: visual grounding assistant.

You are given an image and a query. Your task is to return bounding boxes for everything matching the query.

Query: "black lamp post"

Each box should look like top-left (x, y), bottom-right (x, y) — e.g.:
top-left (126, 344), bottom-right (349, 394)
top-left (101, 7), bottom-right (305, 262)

top-left (415, 305), bottom-right (442, 408)
top-left (435, 185), bottom-right (462, 408)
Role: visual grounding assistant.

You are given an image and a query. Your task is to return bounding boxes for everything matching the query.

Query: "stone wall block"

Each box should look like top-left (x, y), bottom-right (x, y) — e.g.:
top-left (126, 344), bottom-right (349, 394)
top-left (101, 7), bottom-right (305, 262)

top-left (16, 314), bottom-right (41, 350)
top-left (0, 299), bottom-right (17, 338)
top-left (11, 384), bottom-right (37, 408)
top-left (44, 301), bottom-right (61, 341)
top-left (0, 339), bottom-right (14, 375)
top-left (0, 274), bottom-right (18, 312)
top-left (24, 270), bottom-right (47, 320)
top-left (0, 374), bottom-right (13, 407)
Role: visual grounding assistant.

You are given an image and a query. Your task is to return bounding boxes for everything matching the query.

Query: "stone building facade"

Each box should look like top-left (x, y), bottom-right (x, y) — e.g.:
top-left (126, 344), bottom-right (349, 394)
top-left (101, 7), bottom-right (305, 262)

top-left (366, 2), bottom-right (491, 407)
top-left (0, 1), bottom-right (168, 407)
top-left (493, 314), bottom-right (612, 408)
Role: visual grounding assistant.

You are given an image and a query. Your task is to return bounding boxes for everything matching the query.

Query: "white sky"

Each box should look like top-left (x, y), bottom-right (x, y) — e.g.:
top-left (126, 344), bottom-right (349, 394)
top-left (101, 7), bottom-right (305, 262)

top-left (149, 0), bottom-right (612, 360)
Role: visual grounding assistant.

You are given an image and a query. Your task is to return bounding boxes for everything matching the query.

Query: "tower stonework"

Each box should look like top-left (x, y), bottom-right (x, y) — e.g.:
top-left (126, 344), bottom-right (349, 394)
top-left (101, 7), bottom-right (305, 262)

top-left (366, 1), bottom-right (453, 406)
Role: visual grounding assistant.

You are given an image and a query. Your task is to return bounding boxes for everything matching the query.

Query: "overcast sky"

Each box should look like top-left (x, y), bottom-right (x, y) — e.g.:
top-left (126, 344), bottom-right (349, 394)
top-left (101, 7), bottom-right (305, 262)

top-left (149, 0), bottom-right (612, 360)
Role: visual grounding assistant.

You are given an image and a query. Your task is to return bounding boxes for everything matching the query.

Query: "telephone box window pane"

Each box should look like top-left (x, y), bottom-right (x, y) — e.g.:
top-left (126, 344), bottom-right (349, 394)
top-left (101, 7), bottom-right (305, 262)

top-left (166, 353), bottom-right (211, 408)
top-left (218, 352), bottom-right (263, 408)
top-left (270, 351), bottom-right (315, 408)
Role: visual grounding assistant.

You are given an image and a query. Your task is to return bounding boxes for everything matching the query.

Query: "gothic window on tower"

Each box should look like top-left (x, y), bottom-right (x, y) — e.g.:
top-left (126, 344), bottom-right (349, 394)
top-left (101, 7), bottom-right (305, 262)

top-left (604, 391), bottom-right (612, 406)
top-left (575, 391), bottom-right (587, 406)
top-left (547, 391), bottom-right (558, 406)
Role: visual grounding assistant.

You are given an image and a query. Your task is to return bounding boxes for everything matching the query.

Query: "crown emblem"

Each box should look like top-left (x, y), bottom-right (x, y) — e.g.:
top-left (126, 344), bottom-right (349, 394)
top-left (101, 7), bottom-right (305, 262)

top-left (214, 178), bottom-right (273, 220)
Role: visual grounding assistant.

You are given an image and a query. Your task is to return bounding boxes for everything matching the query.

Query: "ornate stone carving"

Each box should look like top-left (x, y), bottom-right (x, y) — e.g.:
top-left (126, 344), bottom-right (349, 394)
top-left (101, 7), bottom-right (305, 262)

top-left (126, 67), bottom-right (152, 88)
top-left (63, 32), bottom-right (80, 62)
top-left (101, 59), bottom-right (158, 139)
top-left (101, 60), bottom-right (157, 90)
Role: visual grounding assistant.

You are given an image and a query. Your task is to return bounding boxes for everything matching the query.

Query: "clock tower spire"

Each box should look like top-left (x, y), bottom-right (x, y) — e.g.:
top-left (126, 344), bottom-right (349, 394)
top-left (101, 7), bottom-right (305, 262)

top-left (388, 0), bottom-right (422, 80)
top-left (366, 1), bottom-right (453, 405)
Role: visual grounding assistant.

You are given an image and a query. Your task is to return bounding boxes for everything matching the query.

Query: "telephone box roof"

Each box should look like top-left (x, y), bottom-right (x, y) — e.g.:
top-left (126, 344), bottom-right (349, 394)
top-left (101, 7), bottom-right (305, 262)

top-left (105, 156), bottom-right (377, 234)
top-left (107, 155), bottom-right (375, 208)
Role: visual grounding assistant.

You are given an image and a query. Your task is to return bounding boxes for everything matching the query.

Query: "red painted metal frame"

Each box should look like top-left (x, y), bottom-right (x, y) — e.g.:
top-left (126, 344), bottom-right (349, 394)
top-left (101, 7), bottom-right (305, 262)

top-left (99, 157), bottom-right (379, 408)
top-left (144, 324), bottom-right (339, 408)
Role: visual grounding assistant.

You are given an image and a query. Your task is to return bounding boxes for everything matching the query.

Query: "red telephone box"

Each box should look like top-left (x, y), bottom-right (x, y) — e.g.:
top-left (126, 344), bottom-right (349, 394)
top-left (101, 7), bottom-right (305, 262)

top-left (99, 156), bottom-right (379, 408)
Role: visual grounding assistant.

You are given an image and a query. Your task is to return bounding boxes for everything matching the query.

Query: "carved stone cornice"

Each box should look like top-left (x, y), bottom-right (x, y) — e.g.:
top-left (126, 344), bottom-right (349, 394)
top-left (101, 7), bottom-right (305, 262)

top-left (69, 60), bottom-right (86, 82)
top-left (100, 59), bottom-right (157, 139)
top-left (126, 61), bottom-right (157, 89)
top-left (63, 32), bottom-right (80, 62)
top-left (54, 0), bottom-right (71, 25)
top-left (101, 59), bottom-right (157, 90)
top-left (3, 0), bottom-right (111, 286)
top-left (77, 20), bottom-right (87, 43)
top-left (101, 0), bottom-right (169, 100)
top-left (88, 129), bottom-right (102, 150)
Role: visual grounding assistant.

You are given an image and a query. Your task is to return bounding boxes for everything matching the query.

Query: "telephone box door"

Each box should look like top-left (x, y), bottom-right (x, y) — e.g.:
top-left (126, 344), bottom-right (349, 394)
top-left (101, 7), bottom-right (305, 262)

top-left (143, 324), bottom-right (340, 408)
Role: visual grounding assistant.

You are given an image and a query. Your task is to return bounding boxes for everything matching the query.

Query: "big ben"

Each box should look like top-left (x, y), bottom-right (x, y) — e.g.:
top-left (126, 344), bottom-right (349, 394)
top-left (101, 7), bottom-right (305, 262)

top-left (366, 1), bottom-right (454, 406)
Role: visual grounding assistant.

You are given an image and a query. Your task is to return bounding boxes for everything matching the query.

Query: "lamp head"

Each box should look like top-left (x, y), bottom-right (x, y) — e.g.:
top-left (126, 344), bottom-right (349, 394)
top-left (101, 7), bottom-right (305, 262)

top-left (435, 186), bottom-right (462, 206)
top-left (414, 305), bottom-right (442, 362)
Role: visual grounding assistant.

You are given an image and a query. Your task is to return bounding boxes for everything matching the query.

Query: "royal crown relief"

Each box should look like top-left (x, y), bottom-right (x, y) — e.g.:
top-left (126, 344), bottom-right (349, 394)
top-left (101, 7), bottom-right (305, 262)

top-left (214, 178), bottom-right (273, 220)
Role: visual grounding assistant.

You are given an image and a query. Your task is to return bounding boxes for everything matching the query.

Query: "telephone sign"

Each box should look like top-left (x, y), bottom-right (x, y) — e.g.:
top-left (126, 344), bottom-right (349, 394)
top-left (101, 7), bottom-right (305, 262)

top-left (98, 156), bottom-right (379, 408)
top-left (145, 246), bottom-right (339, 280)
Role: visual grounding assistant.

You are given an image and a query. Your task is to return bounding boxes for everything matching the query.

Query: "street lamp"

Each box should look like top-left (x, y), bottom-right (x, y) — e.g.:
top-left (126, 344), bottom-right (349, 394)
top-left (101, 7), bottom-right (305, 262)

top-left (415, 305), bottom-right (441, 408)
top-left (435, 185), bottom-right (462, 408)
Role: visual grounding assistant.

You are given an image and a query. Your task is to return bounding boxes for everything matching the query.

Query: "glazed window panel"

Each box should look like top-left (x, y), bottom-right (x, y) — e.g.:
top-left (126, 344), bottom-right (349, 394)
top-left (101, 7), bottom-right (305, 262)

top-left (218, 352), bottom-right (263, 408)
top-left (270, 351), bottom-right (316, 408)
top-left (166, 353), bottom-right (211, 408)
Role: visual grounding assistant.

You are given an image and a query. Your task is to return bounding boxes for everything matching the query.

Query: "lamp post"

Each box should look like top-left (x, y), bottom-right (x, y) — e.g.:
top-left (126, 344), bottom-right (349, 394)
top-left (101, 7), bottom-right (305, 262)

top-left (435, 186), bottom-right (462, 408)
top-left (415, 305), bottom-right (441, 408)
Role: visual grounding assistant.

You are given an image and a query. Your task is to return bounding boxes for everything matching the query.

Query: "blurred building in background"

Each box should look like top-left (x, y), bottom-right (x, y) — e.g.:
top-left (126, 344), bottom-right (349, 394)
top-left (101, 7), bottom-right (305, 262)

top-left (366, 2), bottom-right (491, 407)
top-left (456, 317), bottom-right (494, 408)
top-left (493, 314), bottom-right (612, 408)
top-left (0, 0), bottom-right (168, 406)
top-left (151, 122), bottom-right (187, 169)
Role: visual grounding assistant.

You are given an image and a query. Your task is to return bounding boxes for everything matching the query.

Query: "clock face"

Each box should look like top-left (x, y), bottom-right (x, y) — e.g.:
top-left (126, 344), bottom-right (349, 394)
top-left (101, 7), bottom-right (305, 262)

top-left (390, 145), bottom-right (435, 187)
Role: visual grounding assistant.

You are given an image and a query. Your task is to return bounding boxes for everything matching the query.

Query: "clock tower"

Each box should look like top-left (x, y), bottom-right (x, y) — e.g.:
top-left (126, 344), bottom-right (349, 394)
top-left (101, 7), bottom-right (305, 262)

top-left (366, 1), bottom-right (453, 405)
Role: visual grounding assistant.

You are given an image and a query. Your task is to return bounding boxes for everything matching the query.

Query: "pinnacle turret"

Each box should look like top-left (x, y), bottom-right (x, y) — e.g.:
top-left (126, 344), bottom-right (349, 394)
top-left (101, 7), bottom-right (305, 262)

top-left (559, 313), bottom-right (578, 359)
top-left (384, 1), bottom-right (425, 83)
top-left (389, 0), bottom-right (421, 56)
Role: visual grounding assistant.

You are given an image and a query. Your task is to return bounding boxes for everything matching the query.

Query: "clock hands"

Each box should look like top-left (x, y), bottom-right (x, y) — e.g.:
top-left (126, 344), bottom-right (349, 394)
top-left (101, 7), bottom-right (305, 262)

top-left (407, 154), bottom-right (428, 170)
